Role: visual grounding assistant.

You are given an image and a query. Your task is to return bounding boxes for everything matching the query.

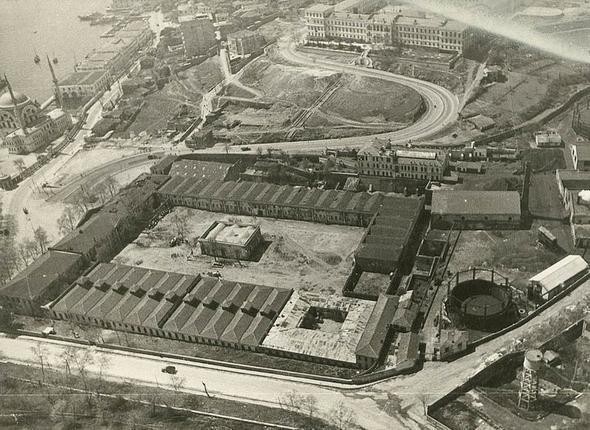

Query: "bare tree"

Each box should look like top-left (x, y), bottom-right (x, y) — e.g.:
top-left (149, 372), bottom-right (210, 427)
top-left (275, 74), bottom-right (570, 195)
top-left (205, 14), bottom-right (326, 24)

top-left (72, 193), bottom-right (91, 214)
top-left (277, 390), bottom-right (303, 414)
top-left (57, 206), bottom-right (81, 236)
top-left (96, 352), bottom-right (111, 394)
top-left (417, 393), bottom-right (431, 416)
top-left (329, 401), bottom-right (357, 430)
top-left (300, 394), bottom-right (319, 428)
top-left (33, 226), bottom-right (49, 254)
top-left (171, 210), bottom-right (190, 239)
top-left (31, 342), bottom-right (49, 382)
top-left (14, 158), bottom-right (26, 174)
top-left (169, 373), bottom-right (186, 407)
top-left (0, 241), bottom-right (19, 285)
top-left (73, 348), bottom-right (95, 407)
top-left (103, 175), bottom-right (119, 197)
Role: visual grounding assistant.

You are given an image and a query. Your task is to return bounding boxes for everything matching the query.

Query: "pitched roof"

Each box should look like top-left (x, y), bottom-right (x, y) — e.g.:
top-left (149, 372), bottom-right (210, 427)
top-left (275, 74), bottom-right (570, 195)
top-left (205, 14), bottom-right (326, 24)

top-left (529, 255), bottom-right (588, 295)
top-left (169, 160), bottom-right (235, 181)
top-left (355, 294), bottom-right (399, 359)
top-left (431, 190), bottom-right (521, 216)
top-left (0, 250), bottom-right (83, 300)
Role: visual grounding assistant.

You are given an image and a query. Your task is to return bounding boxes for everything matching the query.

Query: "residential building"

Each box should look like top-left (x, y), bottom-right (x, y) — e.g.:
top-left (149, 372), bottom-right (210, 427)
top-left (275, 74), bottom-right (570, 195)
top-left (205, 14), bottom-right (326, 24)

top-left (179, 14), bottom-right (216, 58)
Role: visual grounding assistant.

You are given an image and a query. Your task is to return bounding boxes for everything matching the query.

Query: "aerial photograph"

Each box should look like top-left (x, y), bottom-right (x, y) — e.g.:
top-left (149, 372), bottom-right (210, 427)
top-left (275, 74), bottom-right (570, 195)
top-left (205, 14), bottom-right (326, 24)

top-left (2, 0), bottom-right (590, 428)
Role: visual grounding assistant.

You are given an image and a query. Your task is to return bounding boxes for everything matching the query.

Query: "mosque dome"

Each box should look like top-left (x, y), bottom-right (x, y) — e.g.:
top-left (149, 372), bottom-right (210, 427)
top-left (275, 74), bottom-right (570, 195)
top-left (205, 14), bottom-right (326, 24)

top-left (0, 91), bottom-right (31, 109)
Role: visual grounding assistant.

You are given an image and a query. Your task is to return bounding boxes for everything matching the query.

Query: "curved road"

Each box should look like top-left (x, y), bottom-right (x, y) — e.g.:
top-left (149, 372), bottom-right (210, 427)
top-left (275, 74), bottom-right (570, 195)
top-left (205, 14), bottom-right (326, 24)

top-left (197, 37), bottom-right (459, 154)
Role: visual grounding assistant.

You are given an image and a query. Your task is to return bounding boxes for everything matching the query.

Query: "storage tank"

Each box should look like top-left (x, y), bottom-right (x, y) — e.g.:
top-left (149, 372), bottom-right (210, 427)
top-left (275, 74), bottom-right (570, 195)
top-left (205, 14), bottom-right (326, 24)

top-left (524, 349), bottom-right (543, 371)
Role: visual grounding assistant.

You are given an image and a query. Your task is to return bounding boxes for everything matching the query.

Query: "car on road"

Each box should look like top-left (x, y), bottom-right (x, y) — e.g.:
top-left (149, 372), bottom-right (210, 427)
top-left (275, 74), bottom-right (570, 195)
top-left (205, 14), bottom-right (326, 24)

top-left (162, 365), bottom-right (177, 374)
top-left (240, 146), bottom-right (252, 151)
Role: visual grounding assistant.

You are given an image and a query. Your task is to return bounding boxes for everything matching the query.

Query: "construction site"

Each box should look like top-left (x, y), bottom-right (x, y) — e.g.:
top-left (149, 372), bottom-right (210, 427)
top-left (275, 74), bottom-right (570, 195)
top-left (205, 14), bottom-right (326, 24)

top-left (209, 49), bottom-right (425, 144)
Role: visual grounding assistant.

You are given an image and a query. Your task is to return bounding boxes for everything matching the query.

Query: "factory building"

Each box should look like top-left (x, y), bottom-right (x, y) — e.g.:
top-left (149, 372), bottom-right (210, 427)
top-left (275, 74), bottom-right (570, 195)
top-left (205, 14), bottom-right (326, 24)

top-left (354, 196), bottom-right (424, 274)
top-left (49, 263), bottom-right (293, 351)
top-left (198, 221), bottom-right (263, 261)
top-left (157, 177), bottom-right (385, 227)
top-left (430, 190), bottom-right (522, 229)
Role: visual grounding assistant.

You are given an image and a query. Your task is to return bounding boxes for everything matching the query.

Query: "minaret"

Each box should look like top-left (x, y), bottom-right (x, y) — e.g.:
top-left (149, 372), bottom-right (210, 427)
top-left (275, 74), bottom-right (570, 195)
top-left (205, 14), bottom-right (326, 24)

top-left (47, 55), bottom-right (63, 108)
top-left (4, 74), bottom-right (27, 135)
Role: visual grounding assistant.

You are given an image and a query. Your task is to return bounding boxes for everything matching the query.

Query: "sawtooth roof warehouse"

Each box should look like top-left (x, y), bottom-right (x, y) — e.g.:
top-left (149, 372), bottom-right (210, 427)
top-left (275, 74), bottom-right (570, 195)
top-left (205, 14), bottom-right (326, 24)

top-left (0, 167), bottom-right (427, 371)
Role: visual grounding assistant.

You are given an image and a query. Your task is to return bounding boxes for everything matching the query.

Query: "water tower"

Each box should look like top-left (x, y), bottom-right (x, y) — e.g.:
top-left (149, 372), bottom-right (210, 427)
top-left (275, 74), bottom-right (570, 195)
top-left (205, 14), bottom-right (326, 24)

top-left (518, 349), bottom-right (543, 410)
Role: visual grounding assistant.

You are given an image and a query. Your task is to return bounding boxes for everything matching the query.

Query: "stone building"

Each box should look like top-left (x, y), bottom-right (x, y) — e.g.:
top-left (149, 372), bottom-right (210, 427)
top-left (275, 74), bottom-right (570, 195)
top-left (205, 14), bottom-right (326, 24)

top-left (198, 220), bottom-right (263, 261)
top-left (0, 79), bottom-right (72, 154)
top-left (430, 190), bottom-right (522, 229)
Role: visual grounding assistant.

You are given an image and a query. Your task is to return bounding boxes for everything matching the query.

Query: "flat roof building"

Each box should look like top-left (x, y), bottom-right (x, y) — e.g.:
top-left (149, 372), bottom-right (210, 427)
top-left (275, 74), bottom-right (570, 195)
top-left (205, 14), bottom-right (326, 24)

top-left (198, 220), bottom-right (263, 261)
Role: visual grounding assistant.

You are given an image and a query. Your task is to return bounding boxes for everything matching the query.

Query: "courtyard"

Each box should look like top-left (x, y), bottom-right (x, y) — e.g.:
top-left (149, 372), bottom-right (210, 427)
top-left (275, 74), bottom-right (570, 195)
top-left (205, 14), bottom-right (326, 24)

top-left (114, 206), bottom-right (365, 295)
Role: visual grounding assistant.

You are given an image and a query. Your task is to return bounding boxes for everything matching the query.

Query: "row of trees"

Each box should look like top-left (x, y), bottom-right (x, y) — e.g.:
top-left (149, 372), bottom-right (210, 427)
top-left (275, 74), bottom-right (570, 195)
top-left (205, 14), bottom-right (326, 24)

top-left (278, 390), bottom-right (357, 429)
top-left (0, 226), bottom-right (49, 286)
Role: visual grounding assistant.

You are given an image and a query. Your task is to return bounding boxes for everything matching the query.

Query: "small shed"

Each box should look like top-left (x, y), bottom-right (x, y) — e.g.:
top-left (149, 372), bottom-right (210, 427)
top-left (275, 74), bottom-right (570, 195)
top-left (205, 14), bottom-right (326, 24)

top-left (467, 114), bottom-right (496, 131)
top-left (529, 255), bottom-right (589, 301)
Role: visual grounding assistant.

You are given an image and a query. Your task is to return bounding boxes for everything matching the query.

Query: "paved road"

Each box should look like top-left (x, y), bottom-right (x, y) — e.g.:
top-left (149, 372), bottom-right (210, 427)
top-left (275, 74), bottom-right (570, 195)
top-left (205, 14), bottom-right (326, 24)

top-left (2, 82), bottom-right (124, 244)
top-left (188, 36), bottom-right (459, 155)
top-left (45, 154), bottom-right (156, 204)
top-left (3, 276), bottom-right (589, 429)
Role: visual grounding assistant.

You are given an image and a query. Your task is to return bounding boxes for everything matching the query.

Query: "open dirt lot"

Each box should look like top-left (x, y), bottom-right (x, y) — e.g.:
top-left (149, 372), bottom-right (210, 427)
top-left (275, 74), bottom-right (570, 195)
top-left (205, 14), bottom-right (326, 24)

top-left (127, 57), bottom-right (223, 135)
top-left (321, 74), bottom-right (423, 124)
top-left (446, 222), bottom-right (573, 290)
top-left (114, 207), bottom-right (365, 295)
top-left (233, 54), bottom-right (422, 127)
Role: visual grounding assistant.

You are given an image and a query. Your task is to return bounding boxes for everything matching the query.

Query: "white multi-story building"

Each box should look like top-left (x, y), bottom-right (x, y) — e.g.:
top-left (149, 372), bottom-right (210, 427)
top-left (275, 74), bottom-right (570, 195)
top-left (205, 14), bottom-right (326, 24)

top-left (357, 146), bottom-right (448, 181)
top-left (393, 16), bottom-right (469, 53)
top-left (305, 1), bottom-right (470, 53)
